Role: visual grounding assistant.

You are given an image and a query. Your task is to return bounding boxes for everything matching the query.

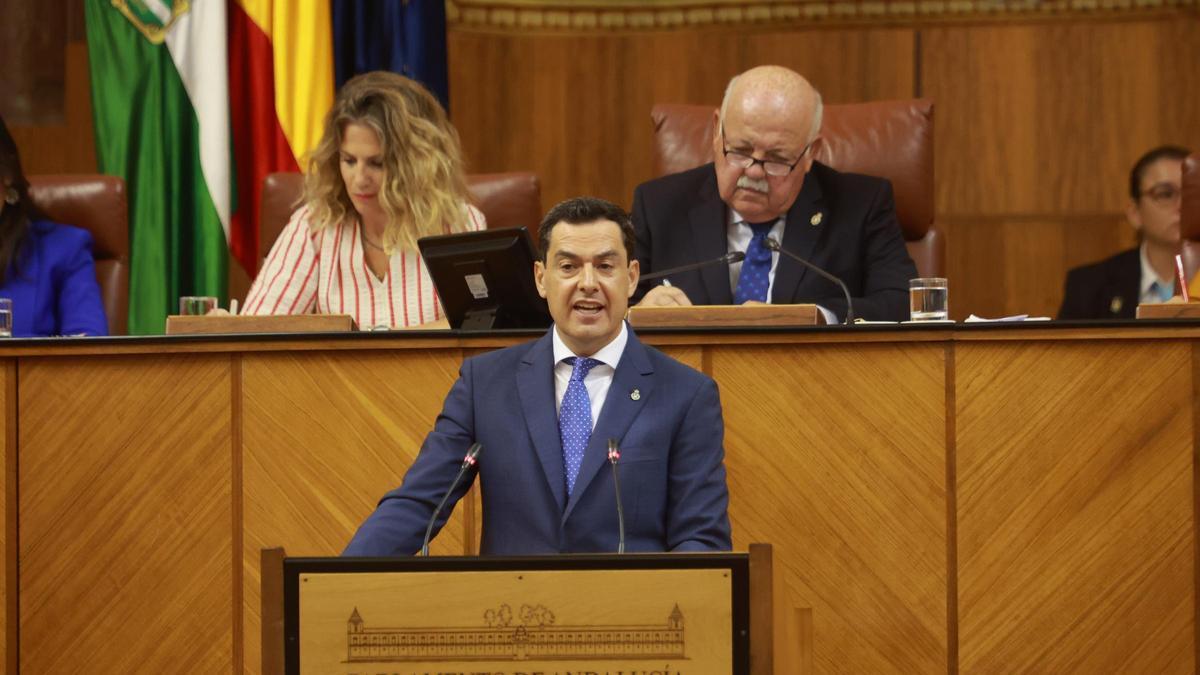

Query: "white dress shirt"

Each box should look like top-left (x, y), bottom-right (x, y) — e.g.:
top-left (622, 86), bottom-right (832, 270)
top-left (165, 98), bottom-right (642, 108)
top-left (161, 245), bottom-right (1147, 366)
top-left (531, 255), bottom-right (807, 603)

top-left (1138, 244), bottom-right (1176, 304)
top-left (552, 321), bottom-right (628, 430)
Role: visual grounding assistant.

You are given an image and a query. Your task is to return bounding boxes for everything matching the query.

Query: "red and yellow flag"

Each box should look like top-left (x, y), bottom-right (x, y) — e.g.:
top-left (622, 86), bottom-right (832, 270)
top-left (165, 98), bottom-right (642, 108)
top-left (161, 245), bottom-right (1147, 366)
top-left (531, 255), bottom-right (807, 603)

top-left (228, 0), bottom-right (334, 276)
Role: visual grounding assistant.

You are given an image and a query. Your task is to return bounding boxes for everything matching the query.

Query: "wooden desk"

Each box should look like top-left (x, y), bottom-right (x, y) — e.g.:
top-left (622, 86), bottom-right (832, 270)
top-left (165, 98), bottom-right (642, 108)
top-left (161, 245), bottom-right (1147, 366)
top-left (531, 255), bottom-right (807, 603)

top-left (1, 322), bottom-right (1195, 673)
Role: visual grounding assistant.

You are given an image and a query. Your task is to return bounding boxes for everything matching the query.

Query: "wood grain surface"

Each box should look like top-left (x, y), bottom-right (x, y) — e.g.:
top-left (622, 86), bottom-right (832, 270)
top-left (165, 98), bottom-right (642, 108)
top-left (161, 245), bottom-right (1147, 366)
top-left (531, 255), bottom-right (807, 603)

top-left (717, 342), bottom-right (949, 672)
top-left (0, 328), bottom-right (1193, 672)
top-left (18, 354), bottom-right (234, 673)
top-left (922, 20), bottom-right (1200, 218)
top-left (240, 349), bottom-right (465, 673)
top-left (956, 340), bottom-right (1194, 672)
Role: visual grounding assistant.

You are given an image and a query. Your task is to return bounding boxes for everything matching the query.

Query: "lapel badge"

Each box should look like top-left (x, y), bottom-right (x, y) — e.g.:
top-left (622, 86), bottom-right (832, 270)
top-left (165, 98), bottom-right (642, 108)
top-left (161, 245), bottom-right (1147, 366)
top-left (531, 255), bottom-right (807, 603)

top-left (630, 389), bottom-right (641, 401)
top-left (1110, 296), bottom-right (1123, 314)
top-left (810, 212), bottom-right (823, 226)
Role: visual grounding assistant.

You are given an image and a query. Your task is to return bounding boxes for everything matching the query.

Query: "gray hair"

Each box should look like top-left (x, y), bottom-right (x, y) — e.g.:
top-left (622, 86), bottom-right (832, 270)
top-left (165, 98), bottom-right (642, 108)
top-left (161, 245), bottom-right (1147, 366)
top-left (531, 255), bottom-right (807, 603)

top-left (718, 74), bottom-right (823, 142)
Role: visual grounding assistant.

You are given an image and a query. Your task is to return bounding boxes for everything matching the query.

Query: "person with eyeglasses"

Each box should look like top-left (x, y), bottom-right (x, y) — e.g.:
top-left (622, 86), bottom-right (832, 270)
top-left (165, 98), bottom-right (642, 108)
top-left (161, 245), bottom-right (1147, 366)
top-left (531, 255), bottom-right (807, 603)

top-left (629, 65), bottom-right (916, 322)
top-left (1058, 145), bottom-right (1190, 320)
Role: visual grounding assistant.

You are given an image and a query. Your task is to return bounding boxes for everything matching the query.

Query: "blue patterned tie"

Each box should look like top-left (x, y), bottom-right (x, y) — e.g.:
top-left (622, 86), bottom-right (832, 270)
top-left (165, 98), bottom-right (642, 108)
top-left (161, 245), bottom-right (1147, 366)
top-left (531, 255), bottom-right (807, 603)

top-left (560, 356), bottom-right (602, 495)
top-left (734, 220), bottom-right (776, 304)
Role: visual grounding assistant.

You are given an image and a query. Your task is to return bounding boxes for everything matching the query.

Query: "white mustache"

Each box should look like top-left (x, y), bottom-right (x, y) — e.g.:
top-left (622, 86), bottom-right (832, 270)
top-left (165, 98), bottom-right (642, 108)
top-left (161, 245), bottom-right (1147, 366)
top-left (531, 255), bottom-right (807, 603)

top-left (736, 175), bottom-right (770, 193)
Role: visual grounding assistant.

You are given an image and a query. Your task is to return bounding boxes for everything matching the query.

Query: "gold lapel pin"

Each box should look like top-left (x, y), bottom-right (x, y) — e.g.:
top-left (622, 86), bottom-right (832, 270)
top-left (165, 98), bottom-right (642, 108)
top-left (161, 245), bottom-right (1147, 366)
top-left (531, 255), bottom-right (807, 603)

top-left (630, 389), bottom-right (641, 401)
top-left (1110, 296), bottom-right (1123, 314)
top-left (810, 212), bottom-right (823, 226)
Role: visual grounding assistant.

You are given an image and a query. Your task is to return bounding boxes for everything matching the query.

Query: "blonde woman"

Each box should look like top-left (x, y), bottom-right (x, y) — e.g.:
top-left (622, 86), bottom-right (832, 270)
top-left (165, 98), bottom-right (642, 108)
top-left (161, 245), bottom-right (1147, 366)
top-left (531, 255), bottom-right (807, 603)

top-left (243, 71), bottom-right (485, 329)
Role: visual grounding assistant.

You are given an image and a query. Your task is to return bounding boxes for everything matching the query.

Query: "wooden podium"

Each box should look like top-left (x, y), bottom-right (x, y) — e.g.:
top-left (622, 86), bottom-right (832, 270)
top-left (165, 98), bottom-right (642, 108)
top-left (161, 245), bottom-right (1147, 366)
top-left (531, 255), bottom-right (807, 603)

top-left (262, 545), bottom-right (776, 675)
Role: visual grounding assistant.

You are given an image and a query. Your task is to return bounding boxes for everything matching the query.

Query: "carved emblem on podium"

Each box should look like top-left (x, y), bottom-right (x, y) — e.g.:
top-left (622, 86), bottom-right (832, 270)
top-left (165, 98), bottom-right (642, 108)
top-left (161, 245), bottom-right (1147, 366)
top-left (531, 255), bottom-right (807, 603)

top-left (346, 603), bottom-right (686, 662)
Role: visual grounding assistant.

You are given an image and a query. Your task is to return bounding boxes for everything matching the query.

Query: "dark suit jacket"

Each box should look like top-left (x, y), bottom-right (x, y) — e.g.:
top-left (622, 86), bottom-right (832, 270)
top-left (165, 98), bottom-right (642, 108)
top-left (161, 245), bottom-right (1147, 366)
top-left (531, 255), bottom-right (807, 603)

top-left (2, 221), bottom-right (108, 337)
top-left (1057, 248), bottom-right (1140, 320)
top-left (631, 162), bottom-right (917, 322)
top-left (343, 327), bottom-right (732, 556)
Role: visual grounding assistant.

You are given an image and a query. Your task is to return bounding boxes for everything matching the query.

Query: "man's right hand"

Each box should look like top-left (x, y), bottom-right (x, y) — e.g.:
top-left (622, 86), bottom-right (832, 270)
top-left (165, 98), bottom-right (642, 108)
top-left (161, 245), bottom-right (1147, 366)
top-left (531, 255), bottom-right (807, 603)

top-left (636, 285), bottom-right (693, 307)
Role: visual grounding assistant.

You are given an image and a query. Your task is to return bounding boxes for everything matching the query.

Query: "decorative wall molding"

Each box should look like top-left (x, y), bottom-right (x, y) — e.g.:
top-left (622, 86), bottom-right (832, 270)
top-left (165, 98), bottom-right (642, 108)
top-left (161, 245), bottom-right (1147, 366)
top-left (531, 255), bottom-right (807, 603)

top-left (447, 0), bottom-right (1197, 31)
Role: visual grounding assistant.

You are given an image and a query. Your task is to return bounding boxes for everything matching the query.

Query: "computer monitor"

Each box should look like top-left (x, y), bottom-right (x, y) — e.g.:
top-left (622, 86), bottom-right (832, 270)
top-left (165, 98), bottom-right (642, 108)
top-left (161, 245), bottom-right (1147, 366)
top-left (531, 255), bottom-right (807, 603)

top-left (418, 226), bottom-right (551, 330)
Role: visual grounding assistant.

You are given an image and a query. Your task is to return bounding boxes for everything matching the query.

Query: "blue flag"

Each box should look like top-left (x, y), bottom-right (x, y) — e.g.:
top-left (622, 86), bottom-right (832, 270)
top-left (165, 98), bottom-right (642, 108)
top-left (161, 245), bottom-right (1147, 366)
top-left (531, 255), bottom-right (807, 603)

top-left (331, 0), bottom-right (450, 109)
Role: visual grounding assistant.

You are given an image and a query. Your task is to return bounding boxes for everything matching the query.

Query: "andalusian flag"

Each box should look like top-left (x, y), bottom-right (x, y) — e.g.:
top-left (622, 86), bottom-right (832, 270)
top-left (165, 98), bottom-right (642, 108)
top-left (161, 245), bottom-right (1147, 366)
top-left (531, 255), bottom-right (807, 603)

top-left (86, 0), bottom-right (231, 334)
top-left (228, 1), bottom-right (334, 278)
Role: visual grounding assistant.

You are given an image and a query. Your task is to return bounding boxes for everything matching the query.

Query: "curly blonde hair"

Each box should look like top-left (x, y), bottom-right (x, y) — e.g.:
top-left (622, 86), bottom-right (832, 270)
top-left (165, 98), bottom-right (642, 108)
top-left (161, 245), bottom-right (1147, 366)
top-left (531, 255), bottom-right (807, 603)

top-left (302, 71), bottom-right (470, 252)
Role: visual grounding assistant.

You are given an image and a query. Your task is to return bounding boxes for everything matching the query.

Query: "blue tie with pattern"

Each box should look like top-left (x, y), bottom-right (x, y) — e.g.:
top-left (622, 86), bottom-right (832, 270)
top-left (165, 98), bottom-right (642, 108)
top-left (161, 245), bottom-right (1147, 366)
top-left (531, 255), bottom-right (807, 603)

top-left (560, 356), bottom-right (602, 495)
top-left (734, 220), bottom-right (776, 304)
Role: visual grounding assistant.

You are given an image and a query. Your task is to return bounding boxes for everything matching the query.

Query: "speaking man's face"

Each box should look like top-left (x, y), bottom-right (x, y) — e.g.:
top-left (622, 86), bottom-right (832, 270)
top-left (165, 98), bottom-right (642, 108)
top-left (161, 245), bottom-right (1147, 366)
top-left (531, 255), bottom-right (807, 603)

top-left (534, 219), bottom-right (639, 357)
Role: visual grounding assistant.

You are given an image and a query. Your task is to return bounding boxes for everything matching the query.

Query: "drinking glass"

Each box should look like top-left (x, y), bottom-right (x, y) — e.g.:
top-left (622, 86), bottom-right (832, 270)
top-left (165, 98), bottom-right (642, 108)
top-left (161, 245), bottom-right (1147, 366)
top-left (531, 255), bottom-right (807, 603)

top-left (179, 296), bottom-right (218, 316)
top-left (0, 298), bottom-right (12, 337)
top-left (909, 278), bottom-right (949, 321)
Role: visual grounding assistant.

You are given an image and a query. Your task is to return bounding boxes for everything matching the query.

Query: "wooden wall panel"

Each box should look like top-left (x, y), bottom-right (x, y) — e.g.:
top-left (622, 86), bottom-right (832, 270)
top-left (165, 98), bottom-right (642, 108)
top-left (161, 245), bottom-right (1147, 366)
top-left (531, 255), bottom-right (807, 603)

top-left (956, 340), bottom-right (1194, 672)
top-left (9, 43), bottom-right (97, 175)
top-left (715, 342), bottom-right (947, 673)
top-left (240, 350), bottom-right (463, 675)
top-left (449, 27), bottom-right (916, 210)
top-left (922, 19), bottom-right (1200, 218)
top-left (18, 354), bottom-right (233, 673)
top-left (941, 214), bottom-right (1136, 320)
top-left (923, 17), bottom-right (1200, 318)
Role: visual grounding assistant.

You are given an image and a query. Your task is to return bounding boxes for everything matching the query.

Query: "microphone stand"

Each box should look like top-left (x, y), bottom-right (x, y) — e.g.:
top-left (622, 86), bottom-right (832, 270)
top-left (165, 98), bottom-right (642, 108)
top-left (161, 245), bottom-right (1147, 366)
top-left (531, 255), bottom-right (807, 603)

top-left (420, 443), bottom-right (483, 556)
top-left (764, 237), bottom-right (855, 325)
top-left (607, 439), bottom-right (626, 554)
top-left (638, 251), bottom-right (746, 285)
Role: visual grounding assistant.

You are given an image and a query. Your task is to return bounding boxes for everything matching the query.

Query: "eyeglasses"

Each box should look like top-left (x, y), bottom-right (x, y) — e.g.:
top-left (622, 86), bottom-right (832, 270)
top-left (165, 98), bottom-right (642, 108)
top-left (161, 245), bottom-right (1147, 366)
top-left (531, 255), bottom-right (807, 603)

top-left (1140, 183), bottom-right (1181, 207)
top-left (720, 126), bottom-right (812, 177)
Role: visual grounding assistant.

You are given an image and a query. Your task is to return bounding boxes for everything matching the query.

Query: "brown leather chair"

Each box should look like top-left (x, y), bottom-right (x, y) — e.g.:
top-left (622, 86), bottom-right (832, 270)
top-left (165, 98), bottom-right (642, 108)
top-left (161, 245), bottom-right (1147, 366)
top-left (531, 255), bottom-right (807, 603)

top-left (651, 100), bottom-right (944, 277)
top-left (257, 171), bottom-right (543, 272)
top-left (27, 175), bottom-right (130, 335)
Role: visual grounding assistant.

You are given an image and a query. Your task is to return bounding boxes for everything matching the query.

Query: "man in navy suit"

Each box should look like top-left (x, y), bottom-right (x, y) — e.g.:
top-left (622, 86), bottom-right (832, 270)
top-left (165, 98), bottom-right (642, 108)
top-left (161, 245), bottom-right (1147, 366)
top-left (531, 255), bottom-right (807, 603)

top-left (344, 197), bottom-right (732, 555)
top-left (632, 65), bottom-right (916, 322)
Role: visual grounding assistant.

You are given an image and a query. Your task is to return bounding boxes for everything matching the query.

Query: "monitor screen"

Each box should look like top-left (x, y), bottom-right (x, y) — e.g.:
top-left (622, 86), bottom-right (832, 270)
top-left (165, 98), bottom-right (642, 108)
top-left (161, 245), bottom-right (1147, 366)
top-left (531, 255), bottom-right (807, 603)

top-left (418, 227), bottom-right (551, 330)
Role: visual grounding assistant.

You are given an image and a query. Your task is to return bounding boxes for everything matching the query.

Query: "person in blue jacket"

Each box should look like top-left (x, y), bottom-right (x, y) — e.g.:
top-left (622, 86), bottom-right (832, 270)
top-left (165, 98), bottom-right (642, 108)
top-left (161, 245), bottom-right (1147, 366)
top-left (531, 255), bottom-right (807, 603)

top-left (0, 116), bottom-right (107, 337)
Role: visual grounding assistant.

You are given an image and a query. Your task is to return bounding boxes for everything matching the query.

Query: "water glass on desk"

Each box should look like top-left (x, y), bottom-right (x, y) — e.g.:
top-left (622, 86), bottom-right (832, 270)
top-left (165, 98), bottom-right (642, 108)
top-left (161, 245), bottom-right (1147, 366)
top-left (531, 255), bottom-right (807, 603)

top-left (0, 298), bottom-right (11, 337)
top-left (179, 296), bottom-right (218, 315)
top-left (909, 278), bottom-right (949, 321)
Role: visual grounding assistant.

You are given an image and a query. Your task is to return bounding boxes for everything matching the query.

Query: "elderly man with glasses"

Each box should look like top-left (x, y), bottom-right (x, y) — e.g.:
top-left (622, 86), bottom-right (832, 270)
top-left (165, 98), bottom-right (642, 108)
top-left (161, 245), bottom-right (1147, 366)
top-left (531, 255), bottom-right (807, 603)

top-left (630, 65), bottom-right (916, 322)
top-left (1058, 145), bottom-right (1191, 320)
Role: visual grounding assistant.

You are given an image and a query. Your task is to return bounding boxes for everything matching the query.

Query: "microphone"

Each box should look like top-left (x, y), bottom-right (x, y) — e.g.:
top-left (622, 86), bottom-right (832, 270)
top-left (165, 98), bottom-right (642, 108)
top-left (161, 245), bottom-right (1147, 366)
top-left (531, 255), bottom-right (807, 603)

top-left (607, 439), bottom-right (626, 554)
top-left (638, 251), bottom-right (745, 285)
top-left (420, 442), bottom-right (483, 556)
top-left (763, 237), bottom-right (855, 325)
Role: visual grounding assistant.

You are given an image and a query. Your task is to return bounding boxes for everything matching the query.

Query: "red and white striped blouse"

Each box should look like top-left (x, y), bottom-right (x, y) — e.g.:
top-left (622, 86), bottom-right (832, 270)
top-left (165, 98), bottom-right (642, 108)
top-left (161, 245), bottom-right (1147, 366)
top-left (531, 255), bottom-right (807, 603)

top-left (243, 204), bottom-right (487, 329)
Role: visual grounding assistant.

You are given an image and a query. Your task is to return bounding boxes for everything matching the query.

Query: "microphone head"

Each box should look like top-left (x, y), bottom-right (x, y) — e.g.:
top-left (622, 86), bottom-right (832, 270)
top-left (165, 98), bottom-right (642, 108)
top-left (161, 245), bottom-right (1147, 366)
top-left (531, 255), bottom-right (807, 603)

top-left (464, 442), bottom-right (483, 466)
top-left (607, 438), bottom-right (620, 462)
top-left (763, 236), bottom-right (781, 252)
top-left (726, 251), bottom-right (746, 264)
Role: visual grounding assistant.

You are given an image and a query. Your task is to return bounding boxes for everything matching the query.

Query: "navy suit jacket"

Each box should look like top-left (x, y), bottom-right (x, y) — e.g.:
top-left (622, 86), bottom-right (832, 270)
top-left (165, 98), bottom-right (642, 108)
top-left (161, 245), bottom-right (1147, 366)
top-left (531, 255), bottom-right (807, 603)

top-left (343, 327), bottom-right (732, 556)
top-left (3, 221), bottom-right (108, 337)
top-left (631, 162), bottom-right (917, 322)
top-left (1057, 248), bottom-right (1139, 320)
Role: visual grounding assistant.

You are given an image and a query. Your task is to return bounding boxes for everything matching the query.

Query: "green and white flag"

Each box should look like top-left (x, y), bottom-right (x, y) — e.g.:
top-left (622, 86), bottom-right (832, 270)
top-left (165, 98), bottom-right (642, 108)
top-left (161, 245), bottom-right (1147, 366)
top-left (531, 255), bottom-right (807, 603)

top-left (86, 0), bottom-right (231, 334)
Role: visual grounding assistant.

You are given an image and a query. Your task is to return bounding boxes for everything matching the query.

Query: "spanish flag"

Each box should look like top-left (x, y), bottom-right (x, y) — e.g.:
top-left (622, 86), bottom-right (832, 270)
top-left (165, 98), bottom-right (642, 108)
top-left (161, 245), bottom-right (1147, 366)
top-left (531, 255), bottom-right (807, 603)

top-left (228, 0), bottom-right (334, 280)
